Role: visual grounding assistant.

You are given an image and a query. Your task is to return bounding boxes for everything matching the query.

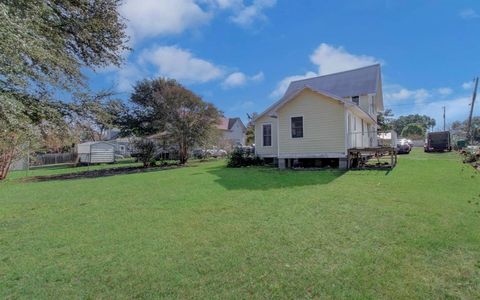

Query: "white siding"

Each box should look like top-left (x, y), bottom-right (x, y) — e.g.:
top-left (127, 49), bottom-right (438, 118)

top-left (277, 90), bottom-right (346, 157)
top-left (255, 115), bottom-right (278, 157)
top-left (222, 120), bottom-right (246, 145)
top-left (346, 109), bottom-right (376, 148)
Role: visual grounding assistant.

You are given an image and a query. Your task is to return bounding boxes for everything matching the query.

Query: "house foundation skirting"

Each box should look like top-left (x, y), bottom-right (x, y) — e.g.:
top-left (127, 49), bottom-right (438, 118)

top-left (277, 152), bottom-right (346, 159)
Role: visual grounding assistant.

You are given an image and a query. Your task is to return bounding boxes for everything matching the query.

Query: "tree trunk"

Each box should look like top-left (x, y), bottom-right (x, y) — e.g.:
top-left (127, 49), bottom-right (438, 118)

top-left (0, 151), bottom-right (14, 181)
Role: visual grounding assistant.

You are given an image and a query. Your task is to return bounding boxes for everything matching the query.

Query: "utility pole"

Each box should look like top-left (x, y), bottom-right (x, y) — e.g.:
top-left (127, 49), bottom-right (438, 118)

top-left (442, 106), bottom-right (446, 131)
top-left (466, 77), bottom-right (479, 143)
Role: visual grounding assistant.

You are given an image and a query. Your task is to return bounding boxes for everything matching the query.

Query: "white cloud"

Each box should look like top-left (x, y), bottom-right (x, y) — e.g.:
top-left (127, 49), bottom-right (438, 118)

top-left (222, 71), bottom-right (264, 88)
top-left (113, 64), bottom-right (146, 92)
top-left (462, 81), bottom-right (474, 90)
top-left (121, 0), bottom-right (277, 42)
top-left (270, 72), bottom-right (317, 98)
top-left (310, 43), bottom-right (381, 76)
top-left (141, 46), bottom-right (223, 83)
top-left (437, 87), bottom-right (453, 96)
top-left (121, 0), bottom-right (211, 40)
top-left (230, 0), bottom-right (277, 27)
top-left (459, 8), bottom-right (479, 20)
top-left (382, 83), bottom-right (480, 126)
top-left (383, 84), bottom-right (438, 106)
top-left (223, 72), bottom-right (247, 87)
top-left (251, 71), bottom-right (265, 82)
top-left (203, 0), bottom-right (242, 9)
top-left (415, 96), bottom-right (474, 127)
top-left (271, 43), bottom-right (380, 97)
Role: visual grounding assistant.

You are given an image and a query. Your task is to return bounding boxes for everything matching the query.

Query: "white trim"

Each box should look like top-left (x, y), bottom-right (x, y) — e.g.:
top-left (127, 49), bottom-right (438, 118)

top-left (276, 116), bottom-right (280, 157)
top-left (278, 152), bottom-right (347, 159)
top-left (261, 123), bottom-right (273, 147)
top-left (253, 86), bottom-right (346, 122)
top-left (289, 115), bottom-right (305, 139)
top-left (344, 108), bottom-right (349, 155)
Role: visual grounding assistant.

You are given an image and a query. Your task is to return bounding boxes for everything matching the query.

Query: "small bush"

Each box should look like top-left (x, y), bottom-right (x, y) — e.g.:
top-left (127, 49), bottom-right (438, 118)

top-left (133, 138), bottom-right (157, 167)
top-left (227, 147), bottom-right (263, 168)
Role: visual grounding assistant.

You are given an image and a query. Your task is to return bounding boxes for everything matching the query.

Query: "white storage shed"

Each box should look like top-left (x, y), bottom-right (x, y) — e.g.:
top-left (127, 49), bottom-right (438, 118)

top-left (77, 142), bottom-right (115, 164)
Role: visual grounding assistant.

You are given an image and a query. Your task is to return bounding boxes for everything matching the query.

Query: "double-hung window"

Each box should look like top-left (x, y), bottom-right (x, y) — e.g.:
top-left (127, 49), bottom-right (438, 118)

top-left (262, 124), bottom-right (272, 146)
top-left (291, 116), bottom-right (304, 138)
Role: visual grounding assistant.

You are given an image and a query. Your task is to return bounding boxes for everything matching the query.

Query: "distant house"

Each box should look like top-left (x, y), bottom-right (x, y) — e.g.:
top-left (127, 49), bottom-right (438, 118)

top-left (216, 117), bottom-right (247, 147)
top-left (77, 141), bottom-right (115, 164)
top-left (254, 64), bottom-right (384, 169)
top-left (109, 137), bottom-right (133, 157)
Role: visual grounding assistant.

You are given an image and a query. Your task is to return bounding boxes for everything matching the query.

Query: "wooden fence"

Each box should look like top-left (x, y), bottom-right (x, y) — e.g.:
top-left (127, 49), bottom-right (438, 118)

top-left (31, 153), bottom-right (77, 166)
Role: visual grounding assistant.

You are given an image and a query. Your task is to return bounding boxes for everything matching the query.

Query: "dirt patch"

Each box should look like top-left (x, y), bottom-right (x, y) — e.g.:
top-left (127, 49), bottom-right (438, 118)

top-left (22, 163), bottom-right (184, 182)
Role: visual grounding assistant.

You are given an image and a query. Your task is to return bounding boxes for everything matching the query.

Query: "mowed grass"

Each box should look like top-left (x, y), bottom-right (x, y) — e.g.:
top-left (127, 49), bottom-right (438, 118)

top-left (1, 149), bottom-right (479, 299)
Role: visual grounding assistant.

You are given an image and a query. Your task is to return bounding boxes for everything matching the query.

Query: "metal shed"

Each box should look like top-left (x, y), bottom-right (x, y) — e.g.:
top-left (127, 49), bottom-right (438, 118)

top-left (77, 142), bottom-right (115, 164)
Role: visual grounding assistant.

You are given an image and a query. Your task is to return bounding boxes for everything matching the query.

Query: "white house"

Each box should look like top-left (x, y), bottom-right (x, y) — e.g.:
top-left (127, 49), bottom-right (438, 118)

top-left (216, 117), bottom-right (247, 147)
top-left (254, 64), bottom-right (384, 169)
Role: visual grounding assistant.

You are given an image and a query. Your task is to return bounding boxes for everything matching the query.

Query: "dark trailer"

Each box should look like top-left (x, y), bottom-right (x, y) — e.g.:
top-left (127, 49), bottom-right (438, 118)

top-left (424, 131), bottom-right (452, 152)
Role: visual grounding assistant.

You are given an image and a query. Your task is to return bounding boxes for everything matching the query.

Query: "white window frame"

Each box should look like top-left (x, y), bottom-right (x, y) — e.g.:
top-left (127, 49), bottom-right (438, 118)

top-left (261, 123), bottom-right (272, 147)
top-left (290, 115), bottom-right (304, 139)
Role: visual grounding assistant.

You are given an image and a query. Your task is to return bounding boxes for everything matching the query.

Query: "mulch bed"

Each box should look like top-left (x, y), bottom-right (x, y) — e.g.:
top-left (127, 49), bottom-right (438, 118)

top-left (22, 163), bottom-right (184, 182)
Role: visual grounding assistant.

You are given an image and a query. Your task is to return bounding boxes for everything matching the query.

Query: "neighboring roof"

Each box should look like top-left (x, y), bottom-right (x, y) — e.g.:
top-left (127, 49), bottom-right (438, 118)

top-left (284, 64), bottom-right (381, 100)
top-left (78, 141), bottom-right (115, 147)
top-left (217, 117), bottom-right (246, 131)
top-left (217, 117), bottom-right (230, 130)
top-left (255, 64), bottom-right (383, 121)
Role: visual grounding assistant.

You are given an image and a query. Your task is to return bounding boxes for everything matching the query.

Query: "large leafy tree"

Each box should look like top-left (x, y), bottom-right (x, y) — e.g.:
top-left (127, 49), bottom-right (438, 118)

top-left (401, 123), bottom-right (426, 139)
top-left (71, 90), bottom-right (127, 141)
top-left (0, 0), bottom-right (128, 179)
top-left (391, 114), bottom-right (436, 135)
top-left (377, 109), bottom-right (394, 132)
top-left (451, 117), bottom-right (480, 142)
top-left (126, 78), bottom-right (221, 164)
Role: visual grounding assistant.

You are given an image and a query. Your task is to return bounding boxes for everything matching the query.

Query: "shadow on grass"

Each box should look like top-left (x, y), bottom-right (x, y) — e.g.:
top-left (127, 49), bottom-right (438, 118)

top-left (21, 164), bottom-right (182, 183)
top-left (207, 165), bottom-right (345, 190)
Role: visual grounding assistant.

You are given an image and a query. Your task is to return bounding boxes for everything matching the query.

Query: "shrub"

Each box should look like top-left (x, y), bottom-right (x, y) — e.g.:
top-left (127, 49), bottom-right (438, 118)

top-left (227, 147), bottom-right (263, 168)
top-left (133, 138), bottom-right (157, 167)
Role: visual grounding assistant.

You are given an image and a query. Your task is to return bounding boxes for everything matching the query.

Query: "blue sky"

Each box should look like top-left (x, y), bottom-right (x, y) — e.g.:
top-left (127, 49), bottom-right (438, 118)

top-left (89, 0), bottom-right (480, 129)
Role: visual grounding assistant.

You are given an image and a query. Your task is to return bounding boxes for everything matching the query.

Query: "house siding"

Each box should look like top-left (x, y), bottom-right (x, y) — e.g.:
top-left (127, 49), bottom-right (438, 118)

top-left (277, 90), bottom-right (346, 156)
top-left (222, 120), bottom-right (246, 145)
top-left (346, 108), bottom-right (377, 148)
top-left (255, 114), bottom-right (278, 157)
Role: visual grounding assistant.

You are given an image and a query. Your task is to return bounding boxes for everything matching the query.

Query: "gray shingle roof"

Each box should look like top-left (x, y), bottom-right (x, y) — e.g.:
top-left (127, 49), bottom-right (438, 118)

top-left (283, 64), bottom-right (381, 100)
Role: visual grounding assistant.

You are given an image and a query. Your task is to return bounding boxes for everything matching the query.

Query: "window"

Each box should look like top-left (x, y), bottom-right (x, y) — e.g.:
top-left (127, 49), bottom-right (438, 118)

top-left (291, 116), bottom-right (303, 138)
top-left (361, 119), bottom-right (365, 136)
top-left (262, 124), bottom-right (272, 146)
top-left (352, 96), bottom-right (359, 105)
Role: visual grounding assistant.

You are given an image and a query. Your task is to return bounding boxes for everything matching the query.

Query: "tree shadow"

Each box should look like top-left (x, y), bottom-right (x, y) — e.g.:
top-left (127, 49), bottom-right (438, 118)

top-left (207, 165), bottom-right (345, 190)
top-left (21, 164), bottom-right (182, 183)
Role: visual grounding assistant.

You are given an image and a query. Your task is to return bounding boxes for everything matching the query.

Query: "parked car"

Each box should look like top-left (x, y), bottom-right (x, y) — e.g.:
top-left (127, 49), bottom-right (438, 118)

top-left (206, 148), bottom-right (227, 158)
top-left (406, 139), bottom-right (414, 148)
top-left (396, 139), bottom-right (412, 154)
top-left (424, 131), bottom-right (452, 152)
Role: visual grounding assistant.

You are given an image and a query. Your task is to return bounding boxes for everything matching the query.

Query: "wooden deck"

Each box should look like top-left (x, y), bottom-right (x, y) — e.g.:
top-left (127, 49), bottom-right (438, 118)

top-left (347, 147), bottom-right (397, 169)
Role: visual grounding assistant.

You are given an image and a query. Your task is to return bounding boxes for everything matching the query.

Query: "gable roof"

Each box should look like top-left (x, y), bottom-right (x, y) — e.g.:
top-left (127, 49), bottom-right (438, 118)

top-left (284, 64), bottom-right (381, 100)
top-left (217, 117), bottom-right (230, 130)
top-left (255, 64), bottom-right (383, 121)
top-left (217, 117), bottom-right (246, 131)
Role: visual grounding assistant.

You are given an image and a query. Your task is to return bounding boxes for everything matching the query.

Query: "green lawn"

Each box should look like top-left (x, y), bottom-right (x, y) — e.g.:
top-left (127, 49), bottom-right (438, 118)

top-left (1, 149), bottom-right (479, 299)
